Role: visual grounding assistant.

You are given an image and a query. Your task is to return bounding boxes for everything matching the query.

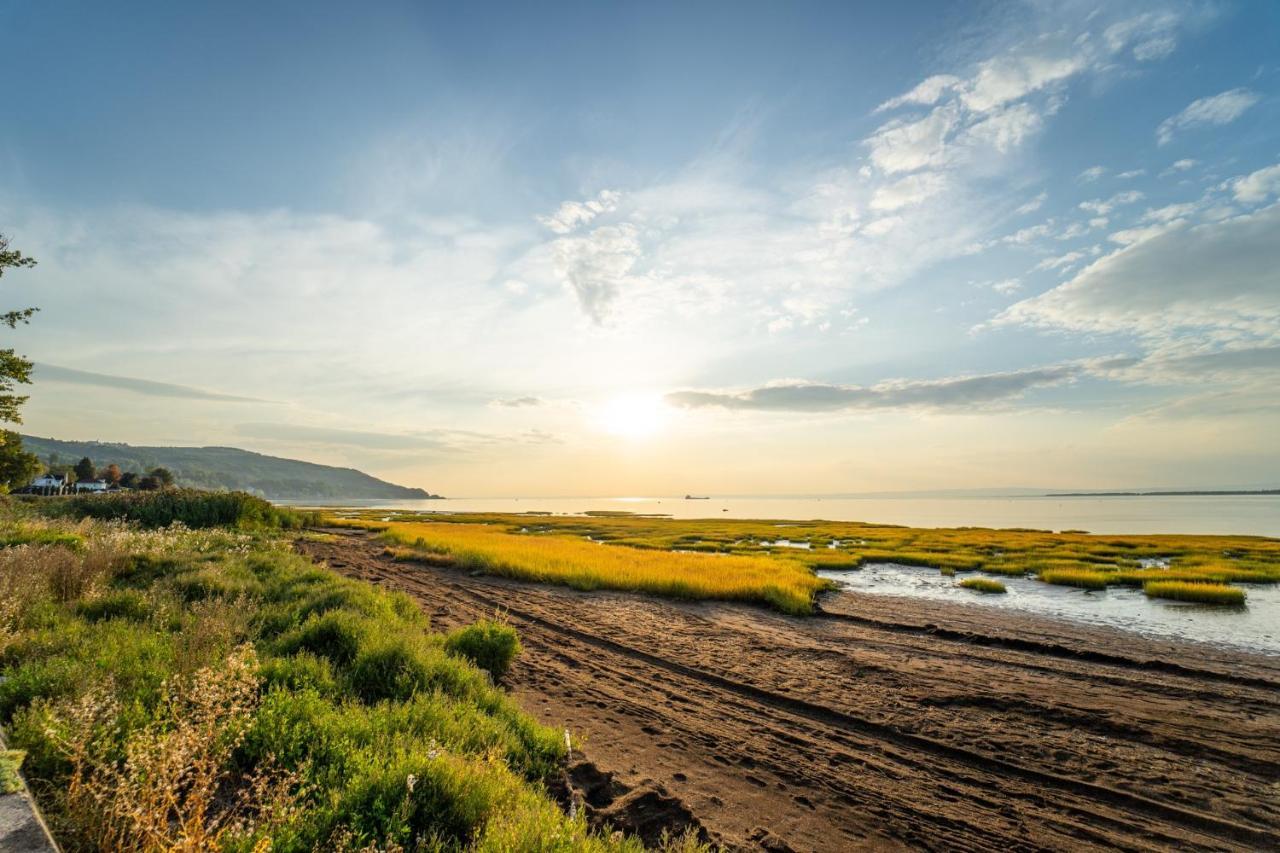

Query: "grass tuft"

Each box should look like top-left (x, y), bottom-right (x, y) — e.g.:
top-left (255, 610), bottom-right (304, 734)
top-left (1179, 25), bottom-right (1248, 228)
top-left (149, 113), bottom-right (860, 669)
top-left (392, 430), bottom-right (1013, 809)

top-left (958, 578), bottom-right (1006, 594)
top-left (1144, 581), bottom-right (1246, 605)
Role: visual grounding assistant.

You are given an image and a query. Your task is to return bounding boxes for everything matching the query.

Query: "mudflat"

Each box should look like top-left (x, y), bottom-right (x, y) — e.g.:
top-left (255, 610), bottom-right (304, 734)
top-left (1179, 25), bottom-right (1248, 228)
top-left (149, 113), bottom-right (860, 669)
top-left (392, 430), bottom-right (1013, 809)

top-left (299, 529), bottom-right (1280, 852)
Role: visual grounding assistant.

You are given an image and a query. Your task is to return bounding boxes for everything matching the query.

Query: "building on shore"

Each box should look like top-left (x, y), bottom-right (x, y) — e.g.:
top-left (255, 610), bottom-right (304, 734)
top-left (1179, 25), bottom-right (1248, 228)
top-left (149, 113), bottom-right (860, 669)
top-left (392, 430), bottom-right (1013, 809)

top-left (29, 473), bottom-right (72, 495)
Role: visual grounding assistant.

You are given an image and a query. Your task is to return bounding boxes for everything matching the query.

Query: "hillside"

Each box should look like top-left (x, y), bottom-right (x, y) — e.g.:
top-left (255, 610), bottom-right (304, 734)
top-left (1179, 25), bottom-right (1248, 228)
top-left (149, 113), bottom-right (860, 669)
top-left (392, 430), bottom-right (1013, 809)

top-left (20, 435), bottom-right (440, 500)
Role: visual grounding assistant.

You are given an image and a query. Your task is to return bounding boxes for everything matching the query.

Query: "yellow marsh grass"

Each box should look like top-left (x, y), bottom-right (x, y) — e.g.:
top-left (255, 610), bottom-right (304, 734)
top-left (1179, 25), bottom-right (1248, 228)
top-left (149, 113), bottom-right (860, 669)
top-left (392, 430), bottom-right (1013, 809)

top-left (1038, 568), bottom-right (1110, 590)
top-left (365, 520), bottom-right (830, 615)
top-left (1144, 581), bottom-right (1246, 605)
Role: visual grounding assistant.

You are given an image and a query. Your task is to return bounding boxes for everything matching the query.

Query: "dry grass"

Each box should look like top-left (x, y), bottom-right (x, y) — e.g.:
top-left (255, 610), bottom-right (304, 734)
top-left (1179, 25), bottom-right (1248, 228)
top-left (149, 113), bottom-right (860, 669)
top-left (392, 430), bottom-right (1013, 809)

top-left (39, 646), bottom-right (300, 850)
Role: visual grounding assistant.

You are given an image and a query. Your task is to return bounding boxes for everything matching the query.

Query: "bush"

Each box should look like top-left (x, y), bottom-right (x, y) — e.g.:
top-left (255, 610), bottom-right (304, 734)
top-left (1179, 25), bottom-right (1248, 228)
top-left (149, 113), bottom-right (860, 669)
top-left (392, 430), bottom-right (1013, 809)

top-left (444, 619), bottom-right (522, 681)
top-left (50, 489), bottom-right (316, 530)
top-left (348, 637), bottom-right (434, 703)
top-left (274, 611), bottom-right (367, 666)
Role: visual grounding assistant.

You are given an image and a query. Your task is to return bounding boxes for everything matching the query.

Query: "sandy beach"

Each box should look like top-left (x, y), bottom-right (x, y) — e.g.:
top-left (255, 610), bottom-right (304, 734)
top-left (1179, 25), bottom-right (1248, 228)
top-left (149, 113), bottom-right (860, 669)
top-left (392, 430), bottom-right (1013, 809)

top-left (299, 529), bottom-right (1280, 852)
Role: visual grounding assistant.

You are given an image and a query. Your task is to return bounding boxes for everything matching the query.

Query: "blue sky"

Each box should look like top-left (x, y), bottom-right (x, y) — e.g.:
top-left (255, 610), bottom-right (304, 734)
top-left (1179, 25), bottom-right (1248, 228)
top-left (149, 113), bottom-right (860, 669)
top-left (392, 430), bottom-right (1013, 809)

top-left (2, 0), bottom-right (1278, 495)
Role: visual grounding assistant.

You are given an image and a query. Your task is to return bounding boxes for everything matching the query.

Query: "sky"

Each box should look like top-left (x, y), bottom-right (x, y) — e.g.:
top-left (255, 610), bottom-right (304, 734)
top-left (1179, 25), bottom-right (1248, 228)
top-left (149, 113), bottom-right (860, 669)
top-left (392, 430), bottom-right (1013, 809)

top-left (2, 0), bottom-right (1278, 496)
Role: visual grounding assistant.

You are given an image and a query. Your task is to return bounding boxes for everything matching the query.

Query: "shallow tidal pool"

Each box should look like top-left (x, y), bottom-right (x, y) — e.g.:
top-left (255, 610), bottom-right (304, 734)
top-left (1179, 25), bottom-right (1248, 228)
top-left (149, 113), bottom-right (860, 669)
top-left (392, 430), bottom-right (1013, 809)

top-left (819, 562), bottom-right (1280, 656)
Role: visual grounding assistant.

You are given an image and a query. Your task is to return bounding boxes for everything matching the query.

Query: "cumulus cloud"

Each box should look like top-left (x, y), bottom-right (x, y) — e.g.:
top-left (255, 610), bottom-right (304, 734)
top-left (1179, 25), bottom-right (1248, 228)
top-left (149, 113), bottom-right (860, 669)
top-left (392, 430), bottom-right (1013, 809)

top-left (1156, 88), bottom-right (1260, 145)
top-left (548, 223), bottom-right (642, 323)
top-left (959, 51), bottom-right (1086, 114)
top-left (665, 359), bottom-right (1127, 413)
top-left (537, 190), bottom-right (622, 234)
top-left (865, 107), bottom-right (958, 174)
top-left (1232, 163), bottom-right (1280, 204)
top-left (1103, 11), bottom-right (1182, 61)
top-left (995, 203), bottom-right (1280, 339)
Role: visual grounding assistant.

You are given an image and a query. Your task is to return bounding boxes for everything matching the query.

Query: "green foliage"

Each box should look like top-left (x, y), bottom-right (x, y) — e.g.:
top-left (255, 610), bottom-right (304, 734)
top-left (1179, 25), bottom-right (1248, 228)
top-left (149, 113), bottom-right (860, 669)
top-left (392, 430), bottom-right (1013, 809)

top-left (48, 488), bottom-right (318, 529)
top-left (444, 619), bottom-right (523, 681)
top-left (0, 234), bottom-right (37, 426)
top-left (73, 456), bottom-right (95, 482)
top-left (0, 430), bottom-right (40, 492)
top-left (0, 749), bottom-right (25, 794)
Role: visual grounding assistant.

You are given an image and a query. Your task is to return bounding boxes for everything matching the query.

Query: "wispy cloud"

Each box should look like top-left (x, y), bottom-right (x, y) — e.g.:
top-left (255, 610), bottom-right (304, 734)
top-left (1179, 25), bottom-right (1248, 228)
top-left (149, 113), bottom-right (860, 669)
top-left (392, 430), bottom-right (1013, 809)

top-left (1156, 88), bottom-right (1260, 146)
top-left (35, 363), bottom-right (269, 403)
top-left (664, 359), bottom-right (1130, 413)
top-left (492, 396), bottom-right (544, 408)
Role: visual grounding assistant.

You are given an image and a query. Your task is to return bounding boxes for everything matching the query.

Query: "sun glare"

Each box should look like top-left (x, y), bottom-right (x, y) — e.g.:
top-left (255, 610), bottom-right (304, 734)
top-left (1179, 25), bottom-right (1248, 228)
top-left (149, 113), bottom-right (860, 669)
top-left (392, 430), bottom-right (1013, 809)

top-left (595, 393), bottom-right (668, 439)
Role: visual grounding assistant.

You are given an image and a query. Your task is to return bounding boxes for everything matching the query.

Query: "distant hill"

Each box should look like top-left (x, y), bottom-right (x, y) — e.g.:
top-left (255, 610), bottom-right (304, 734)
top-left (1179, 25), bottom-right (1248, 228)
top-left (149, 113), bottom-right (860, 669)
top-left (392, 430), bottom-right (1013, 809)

top-left (21, 435), bottom-right (440, 501)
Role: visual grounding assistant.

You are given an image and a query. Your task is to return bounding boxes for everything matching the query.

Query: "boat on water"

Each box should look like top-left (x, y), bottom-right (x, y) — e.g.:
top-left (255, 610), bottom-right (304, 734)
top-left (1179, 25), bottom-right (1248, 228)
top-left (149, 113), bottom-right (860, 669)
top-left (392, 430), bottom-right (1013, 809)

top-left (684, 494), bottom-right (710, 500)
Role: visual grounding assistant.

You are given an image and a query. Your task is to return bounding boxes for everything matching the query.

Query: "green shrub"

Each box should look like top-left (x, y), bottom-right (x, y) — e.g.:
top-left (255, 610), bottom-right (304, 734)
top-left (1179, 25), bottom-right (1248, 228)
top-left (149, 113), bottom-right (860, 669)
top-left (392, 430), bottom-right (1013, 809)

top-left (275, 611), bottom-right (367, 666)
top-left (348, 637), bottom-right (435, 703)
top-left (444, 619), bottom-right (522, 681)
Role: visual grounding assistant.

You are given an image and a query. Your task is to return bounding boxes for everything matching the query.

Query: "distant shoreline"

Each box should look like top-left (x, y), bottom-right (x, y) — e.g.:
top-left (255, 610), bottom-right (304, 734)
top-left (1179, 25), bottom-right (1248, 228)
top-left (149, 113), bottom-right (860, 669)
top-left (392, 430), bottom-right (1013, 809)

top-left (1045, 489), bottom-right (1280, 497)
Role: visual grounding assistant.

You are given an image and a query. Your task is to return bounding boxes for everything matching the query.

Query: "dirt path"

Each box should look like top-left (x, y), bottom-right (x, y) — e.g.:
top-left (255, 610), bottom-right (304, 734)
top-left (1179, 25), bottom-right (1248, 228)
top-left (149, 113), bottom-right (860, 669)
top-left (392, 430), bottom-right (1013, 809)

top-left (297, 530), bottom-right (1280, 852)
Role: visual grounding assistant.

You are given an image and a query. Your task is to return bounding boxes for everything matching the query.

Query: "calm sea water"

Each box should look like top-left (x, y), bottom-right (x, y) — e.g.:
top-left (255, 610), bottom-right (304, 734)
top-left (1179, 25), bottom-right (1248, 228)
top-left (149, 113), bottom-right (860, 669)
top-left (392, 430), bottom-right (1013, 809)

top-left (300, 494), bottom-right (1280, 537)
top-left (820, 563), bottom-right (1280, 656)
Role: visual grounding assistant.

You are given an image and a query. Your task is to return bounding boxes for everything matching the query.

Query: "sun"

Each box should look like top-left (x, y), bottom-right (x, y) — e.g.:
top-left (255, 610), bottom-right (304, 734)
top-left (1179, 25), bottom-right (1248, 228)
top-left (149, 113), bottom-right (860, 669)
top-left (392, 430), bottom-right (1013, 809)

top-left (594, 393), bottom-right (668, 439)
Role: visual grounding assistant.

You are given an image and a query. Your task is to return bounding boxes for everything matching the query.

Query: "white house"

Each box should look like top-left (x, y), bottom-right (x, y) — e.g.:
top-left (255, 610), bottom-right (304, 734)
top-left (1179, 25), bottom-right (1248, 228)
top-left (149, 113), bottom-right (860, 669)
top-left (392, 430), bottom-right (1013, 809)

top-left (30, 473), bottom-right (70, 495)
top-left (75, 479), bottom-right (109, 493)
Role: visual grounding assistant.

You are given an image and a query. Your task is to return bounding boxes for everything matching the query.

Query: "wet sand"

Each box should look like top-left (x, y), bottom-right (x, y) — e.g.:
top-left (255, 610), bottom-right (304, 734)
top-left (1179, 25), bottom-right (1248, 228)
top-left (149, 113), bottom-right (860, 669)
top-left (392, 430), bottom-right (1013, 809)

top-left (299, 530), bottom-right (1280, 852)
